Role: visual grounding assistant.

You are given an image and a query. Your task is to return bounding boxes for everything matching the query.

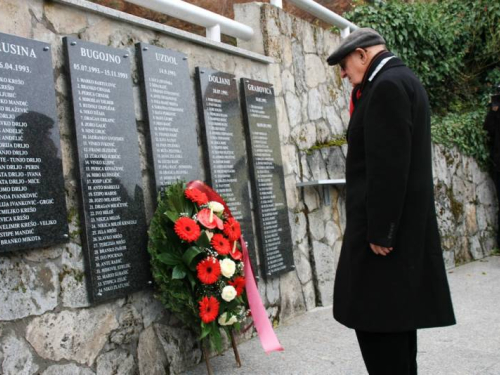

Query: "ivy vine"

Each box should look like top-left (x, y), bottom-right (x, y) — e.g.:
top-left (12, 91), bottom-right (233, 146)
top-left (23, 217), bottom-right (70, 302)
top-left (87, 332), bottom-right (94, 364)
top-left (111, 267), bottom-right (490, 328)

top-left (333, 0), bottom-right (500, 169)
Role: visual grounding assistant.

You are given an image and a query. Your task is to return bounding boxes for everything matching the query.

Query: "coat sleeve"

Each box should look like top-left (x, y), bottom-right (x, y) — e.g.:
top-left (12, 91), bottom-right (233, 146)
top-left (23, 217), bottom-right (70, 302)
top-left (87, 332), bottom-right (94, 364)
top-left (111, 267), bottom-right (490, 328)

top-left (364, 79), bottom-right (412, 247)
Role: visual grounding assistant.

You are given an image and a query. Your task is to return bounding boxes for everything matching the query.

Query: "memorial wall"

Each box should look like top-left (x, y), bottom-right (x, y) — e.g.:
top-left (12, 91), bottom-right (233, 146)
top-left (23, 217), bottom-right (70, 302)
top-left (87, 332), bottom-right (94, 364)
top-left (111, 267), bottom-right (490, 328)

top-left (0, 1), bottom-right (356, 373)
top-left (1, 28), bottom-right (296, 303)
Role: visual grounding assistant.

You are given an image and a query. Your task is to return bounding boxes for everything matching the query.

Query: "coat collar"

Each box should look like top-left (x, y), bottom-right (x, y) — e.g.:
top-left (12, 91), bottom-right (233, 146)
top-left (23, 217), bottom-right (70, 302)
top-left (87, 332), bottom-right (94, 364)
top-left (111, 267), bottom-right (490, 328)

top-left (349, 53), bottom-right (405, 115)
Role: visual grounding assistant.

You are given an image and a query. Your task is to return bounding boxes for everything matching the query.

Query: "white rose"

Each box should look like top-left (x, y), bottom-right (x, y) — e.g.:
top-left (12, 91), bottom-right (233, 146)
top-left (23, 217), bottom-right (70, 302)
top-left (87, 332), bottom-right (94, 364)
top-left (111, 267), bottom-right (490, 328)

top-left (208, 201), bottom-right (224, 213)
top-left (218, 312), bottom-right (238, 326)
top-left (221, 285), bottom-right (237, 302)
top-left (220, 258), bottom-right (236, 278)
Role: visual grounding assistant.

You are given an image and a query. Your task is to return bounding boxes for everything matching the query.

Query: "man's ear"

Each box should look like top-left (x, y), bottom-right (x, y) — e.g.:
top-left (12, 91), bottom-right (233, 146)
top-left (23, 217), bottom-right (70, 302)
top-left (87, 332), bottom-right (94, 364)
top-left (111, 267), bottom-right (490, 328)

top-left (356, 48), bottom-right (368, 65)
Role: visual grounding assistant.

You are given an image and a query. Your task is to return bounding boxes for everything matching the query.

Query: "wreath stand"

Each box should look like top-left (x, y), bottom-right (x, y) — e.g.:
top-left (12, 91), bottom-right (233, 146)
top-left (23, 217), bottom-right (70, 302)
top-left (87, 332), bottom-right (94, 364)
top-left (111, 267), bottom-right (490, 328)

top-left (202, 330), bottom-right (242, 375)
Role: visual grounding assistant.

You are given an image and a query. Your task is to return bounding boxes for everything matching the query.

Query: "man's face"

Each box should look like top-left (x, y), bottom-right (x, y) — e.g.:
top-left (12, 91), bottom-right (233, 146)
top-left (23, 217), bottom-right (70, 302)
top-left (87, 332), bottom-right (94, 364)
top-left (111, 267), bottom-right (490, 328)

top-left (339, 48), bottom-right (367, 87)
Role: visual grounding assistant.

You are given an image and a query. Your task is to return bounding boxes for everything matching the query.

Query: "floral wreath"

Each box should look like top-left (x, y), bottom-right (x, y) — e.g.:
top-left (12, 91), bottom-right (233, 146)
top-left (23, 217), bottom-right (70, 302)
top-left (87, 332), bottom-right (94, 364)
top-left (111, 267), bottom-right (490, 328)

top-left (148, 181), bottom-right (249, 351)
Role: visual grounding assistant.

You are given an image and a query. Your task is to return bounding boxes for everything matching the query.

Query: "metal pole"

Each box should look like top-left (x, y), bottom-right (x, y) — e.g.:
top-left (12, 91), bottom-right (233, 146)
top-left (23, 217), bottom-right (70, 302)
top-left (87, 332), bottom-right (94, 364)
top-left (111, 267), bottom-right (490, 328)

top-left (286, 0), bottom-right (358, 32)
top-left (270, 0), bottom-right (283, 8)
top-left (125, 0), bottom-right (254, 41)
top-left (206, 24), bottom-right (221, 42)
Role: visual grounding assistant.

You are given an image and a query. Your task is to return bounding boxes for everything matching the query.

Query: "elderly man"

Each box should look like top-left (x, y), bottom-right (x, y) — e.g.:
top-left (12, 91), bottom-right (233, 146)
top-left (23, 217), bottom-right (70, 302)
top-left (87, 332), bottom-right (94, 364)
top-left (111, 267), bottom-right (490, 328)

top-left (327, 28), bottom-right (456, 374)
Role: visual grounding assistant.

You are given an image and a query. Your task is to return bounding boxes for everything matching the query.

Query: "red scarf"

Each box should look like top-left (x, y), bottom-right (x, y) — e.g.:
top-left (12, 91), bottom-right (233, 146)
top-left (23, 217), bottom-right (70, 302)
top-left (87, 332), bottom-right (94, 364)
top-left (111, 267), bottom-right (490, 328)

top-left (349, 50), bottom-right (392, 116)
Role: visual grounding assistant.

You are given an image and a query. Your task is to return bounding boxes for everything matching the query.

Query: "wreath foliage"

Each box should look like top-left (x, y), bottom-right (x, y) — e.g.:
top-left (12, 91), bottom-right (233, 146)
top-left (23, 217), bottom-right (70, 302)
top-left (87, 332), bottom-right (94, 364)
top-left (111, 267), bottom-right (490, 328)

top-left (148, 182), bottom-right (249, 351)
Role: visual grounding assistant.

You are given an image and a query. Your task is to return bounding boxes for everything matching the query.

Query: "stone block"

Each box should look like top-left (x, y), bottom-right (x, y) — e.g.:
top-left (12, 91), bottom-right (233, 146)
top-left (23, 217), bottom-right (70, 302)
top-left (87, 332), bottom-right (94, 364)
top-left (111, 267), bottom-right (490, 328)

top-left (316, 120), bottom-right (332, 144)
top-left (21, 246), bottom-right (63, 262)
top-left (266, 276), bottom-right (281, 305)
top-left (129, 292), bottom-right (166, 329)
top-left (312, 240), bottom-right (335, 306)
top-left (96, 349), bottom-right (136, 375)
top-left (304, 188), bottom-right (320, 212)
top-left (266, 64), bottom-right (283, 96)
top-left (291, 42), bottom-right (307, 92)
top-left (281, 69), bottom-right (295, 93)
top-left (469, 236), bottom-right (484, 260)
top-left (61, 272), bottom-right (89, 308)
top-left (42, 364), bottom-right (94, 375)
top-left (110, 305), bottom-right (142, 346)
top-left (308, 88), bottom-right (323, 121)
top-left (284, 91), bottom-right (302, 128)
top-left (303, 280), bottom-right (317, 310)
top-left (0, 0), bottom-right (31, 37)
top-left (307, 150), bottom-right (329, 181)
top-left (302, 25), bottom-right (316, 54)
top-left (0, 257), bottom-right (58, 321)
top-left (305, 55), bottom-right (326, 88)
top-left (285, 174), bottom-right (300, 210)
top-left (325, 220), bottom-right (341, 247)
top-left (295, 249), bottom-right (312, 284)
top-left (291, 122), bottom-right (316, 150)
top-left (465, 203), bottom-right (478, 235)
top-left (279, 271), bottom-right (306, 319)
top-left (234, 3), bottom-right (265, 55)
top-left (325, 146), bottom-right (346, 179)
top-left (308, 210), bottom-right (326, 241)
top-left (137, 326), bottom-right (168, 375)
top-left (281, 40), bottom-right (293, 69)
top-left (293, 211), bottom-right (308, 243)
top-left (0, 334), bottom-right (39, 375)
top-left (154, 324), bottom-right (201, 374)
top-left (26, 306), bottom-right (119, 366)
top-left (44, 2), bottom-right (87, 34)
top-left (276, 97), bottom-right (291, 143)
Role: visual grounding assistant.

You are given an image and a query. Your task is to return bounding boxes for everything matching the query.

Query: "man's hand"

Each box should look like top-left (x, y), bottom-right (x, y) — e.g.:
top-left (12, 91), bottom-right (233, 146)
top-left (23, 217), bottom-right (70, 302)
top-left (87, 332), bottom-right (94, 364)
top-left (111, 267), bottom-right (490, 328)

top-left (370, 243), bottom-right (393, 256)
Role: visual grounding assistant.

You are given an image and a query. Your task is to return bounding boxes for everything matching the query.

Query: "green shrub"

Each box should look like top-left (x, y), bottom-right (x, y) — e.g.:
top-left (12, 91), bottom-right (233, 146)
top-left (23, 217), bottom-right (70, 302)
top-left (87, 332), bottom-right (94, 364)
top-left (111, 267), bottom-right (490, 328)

top-left (336, 0), bottom-right (499, 167)
top-left (341, 0), bottom-right (500, 113)
top-left (431, 109), bottom-right (490, 170)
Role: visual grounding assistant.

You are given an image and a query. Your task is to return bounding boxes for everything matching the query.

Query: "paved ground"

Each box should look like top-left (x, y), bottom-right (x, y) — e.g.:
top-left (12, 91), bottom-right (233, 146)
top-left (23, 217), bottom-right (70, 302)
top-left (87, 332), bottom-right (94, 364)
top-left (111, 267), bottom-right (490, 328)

top-left (183, 256), bottom-right (500, 375)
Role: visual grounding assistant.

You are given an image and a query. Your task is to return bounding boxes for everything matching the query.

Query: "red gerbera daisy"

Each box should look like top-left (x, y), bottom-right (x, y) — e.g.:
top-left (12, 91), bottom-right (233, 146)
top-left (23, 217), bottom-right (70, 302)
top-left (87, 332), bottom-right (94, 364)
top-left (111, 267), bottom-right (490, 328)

top-left (185, 188), bottom-right (209, 206)
top-left (211, 233), bottom-right (231, 255)
top-left (174, 217), bottom-right (201, 242)
top-left (197, 208), bottom-right (224, 230)
top-left (198, 296), bottom-right (219, 323)
top-left (229, 276), bottom-right (245, 296)
top-left (223, 217), bottom-right (241, 241)
top-left (196, 257), bottom-right (221, 284)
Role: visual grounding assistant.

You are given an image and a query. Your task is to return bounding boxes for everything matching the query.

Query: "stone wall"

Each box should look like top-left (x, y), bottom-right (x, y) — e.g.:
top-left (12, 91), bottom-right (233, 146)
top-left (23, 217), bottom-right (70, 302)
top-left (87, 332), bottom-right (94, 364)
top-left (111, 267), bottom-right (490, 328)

top-left (0, 1), bottom-right (497, 374)
top-left (0, 1), bottom-right (348, 373)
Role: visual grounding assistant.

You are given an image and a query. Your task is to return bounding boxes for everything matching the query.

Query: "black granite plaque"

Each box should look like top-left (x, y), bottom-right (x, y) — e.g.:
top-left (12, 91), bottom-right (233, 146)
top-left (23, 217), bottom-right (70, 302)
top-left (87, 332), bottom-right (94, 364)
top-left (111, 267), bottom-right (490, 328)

top-left (64, 37), bottom-right (150, 303)
top-left (241, 78), bottom-right (294, 277)
top-left (195, 67), bottom-right (259, 276)
top-left (0, 32), bottom-right (68, 253)
top-left (136, 43), bottom-right (200, 194)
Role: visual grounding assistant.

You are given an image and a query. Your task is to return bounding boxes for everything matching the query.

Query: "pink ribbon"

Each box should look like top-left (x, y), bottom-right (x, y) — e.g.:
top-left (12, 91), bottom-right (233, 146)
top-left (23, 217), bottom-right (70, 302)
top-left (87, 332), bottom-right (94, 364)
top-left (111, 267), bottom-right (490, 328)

top-left (187, 180), bottom-right (284, 353)
top-left (240, 236), bottom-right (284, 353)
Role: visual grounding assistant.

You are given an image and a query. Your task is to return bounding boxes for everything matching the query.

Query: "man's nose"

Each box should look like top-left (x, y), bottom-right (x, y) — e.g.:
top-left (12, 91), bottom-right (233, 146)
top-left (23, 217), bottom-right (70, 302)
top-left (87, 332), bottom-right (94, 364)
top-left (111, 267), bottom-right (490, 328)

top-left (340, 68), bottom-right (347, 78)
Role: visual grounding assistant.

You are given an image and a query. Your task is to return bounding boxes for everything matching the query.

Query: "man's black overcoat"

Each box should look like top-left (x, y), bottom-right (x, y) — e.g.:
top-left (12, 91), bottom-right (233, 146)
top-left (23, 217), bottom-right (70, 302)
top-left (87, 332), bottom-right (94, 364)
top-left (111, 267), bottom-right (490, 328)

top-left (333, 56), bottom-right (456, 332)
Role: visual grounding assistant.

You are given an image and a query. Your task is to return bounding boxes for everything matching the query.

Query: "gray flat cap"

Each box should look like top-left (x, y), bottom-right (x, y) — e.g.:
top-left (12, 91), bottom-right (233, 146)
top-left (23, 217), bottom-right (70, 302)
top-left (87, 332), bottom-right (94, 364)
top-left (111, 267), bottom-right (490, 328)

top-left (327, 28), bottom-right (386, 66)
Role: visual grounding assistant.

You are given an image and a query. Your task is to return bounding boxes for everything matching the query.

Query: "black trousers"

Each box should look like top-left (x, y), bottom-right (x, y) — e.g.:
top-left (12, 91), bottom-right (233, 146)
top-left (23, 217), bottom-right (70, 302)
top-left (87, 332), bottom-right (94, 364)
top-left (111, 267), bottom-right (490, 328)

top-left (355, 330), bottom-right (417, 375)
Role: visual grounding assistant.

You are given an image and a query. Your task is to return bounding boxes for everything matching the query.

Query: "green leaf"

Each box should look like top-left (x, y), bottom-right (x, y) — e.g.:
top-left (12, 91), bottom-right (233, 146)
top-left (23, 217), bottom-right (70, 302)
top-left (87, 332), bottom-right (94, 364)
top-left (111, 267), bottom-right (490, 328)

top-left (157, 252), bottom-right (182, 266)
top-left (200, 322), bottom-right (211, 340)
top-left (196, 231), bottom-right (211, 248)
top-left (165, 210), bottom-right (179, 223)
top-left (209, 322), bottom-right (223, 353)
top-left (172, 264), bottom-right (187, 279)
top-left (182, 246), bottom-right (203, 269)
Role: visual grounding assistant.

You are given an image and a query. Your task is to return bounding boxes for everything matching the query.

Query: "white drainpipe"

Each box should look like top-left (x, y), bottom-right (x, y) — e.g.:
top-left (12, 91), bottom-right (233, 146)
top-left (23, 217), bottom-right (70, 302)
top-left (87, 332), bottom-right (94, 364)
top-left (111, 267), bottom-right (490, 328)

top-left (125, 0), bottom-right (254, 42)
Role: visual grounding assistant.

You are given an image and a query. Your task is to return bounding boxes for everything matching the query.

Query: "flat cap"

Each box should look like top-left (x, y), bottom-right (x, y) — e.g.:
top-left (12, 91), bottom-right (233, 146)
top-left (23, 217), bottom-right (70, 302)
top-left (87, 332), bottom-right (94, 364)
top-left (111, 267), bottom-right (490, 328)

top-left (327, 28), bottom-right (386, 66)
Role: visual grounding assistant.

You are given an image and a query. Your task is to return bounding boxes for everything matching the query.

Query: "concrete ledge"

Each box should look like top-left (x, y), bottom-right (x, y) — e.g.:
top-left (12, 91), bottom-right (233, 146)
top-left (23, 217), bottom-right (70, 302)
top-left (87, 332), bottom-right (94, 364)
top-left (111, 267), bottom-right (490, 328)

top-left (52, 0), bottom-right (274, 64)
